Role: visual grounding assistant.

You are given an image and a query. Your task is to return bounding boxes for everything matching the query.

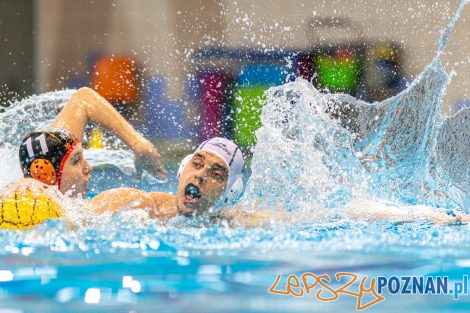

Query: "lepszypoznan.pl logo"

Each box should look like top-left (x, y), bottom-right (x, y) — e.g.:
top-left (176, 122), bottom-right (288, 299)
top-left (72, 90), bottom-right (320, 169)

top-left (269, 273), bottom-right (469, 310)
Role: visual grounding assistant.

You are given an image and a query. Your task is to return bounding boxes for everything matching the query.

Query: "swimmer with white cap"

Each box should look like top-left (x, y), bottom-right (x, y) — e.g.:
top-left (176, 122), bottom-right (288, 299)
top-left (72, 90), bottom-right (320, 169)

top-left (91, 137), bottom-right (246, 218)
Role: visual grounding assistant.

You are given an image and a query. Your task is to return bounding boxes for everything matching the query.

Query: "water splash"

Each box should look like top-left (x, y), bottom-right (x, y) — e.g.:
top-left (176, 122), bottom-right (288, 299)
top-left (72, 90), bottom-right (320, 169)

top-left (0, 90), bottom-right (75, 147)
top-left (241, 80), bottom-right (365, 211)
top-left (436, 107), bottom-right (470, 208)
top-left (436, 0), bottom-right (469, 55)
top-left (0, 4), bottom-right (470, 312)
top-left (243, 0), bottom-right (469, 212)
top-left (0, 90), bottom-right (75, 186)
top-left (0, 2), bottom-right (467, 221)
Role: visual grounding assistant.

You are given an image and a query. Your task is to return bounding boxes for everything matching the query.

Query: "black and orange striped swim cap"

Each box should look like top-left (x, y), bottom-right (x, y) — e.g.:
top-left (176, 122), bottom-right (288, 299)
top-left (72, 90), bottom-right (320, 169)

top-left (19, 128), bottom-right (80, 189)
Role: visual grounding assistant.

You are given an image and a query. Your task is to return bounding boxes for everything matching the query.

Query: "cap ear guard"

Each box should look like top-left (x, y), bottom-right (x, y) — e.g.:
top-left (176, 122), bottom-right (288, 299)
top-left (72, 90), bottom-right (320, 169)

top-left (30, 158), bottom-right (57, 185)
top-left (218, 175), bottom-right (244, 207)
top-left (177, 154), bottom-right (194, 179)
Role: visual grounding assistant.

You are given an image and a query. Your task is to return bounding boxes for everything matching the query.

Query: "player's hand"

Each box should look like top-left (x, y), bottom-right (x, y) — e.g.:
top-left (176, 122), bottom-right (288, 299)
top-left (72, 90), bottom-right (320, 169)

top-left (133, 139), bottom-right (168, 182)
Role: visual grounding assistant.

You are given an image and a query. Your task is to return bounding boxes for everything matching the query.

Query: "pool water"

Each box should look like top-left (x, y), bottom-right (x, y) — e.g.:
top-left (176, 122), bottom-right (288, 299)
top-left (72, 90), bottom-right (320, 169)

top-left (2, 198), bottom-right (470, 312)
top-left (1, 1), bottom-right (470, 312)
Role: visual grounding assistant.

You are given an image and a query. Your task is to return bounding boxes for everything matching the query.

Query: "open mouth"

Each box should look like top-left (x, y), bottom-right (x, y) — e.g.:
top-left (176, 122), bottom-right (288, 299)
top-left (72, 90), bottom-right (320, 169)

top-left (184, 183), bottom-right (202, 204)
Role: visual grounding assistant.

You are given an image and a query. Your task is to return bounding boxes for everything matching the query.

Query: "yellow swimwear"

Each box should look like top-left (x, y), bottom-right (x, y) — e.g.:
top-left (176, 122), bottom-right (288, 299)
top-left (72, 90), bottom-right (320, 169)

top-left (0, 191), bottom-right (62, 230)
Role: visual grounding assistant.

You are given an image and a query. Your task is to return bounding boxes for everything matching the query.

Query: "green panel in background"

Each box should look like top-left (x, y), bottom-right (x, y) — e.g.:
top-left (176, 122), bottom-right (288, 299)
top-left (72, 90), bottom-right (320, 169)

top-left (233, 85), bottom-right (269, 148)
top-left (316, 55), bottom-right (360, 92)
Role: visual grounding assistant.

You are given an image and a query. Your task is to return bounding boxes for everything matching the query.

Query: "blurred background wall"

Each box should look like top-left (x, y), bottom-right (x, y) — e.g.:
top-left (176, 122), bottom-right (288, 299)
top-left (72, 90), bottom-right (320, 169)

top-left (0, 0), bottom-right (34, 106)
top-left (1, 0), bottom-right (470, 141)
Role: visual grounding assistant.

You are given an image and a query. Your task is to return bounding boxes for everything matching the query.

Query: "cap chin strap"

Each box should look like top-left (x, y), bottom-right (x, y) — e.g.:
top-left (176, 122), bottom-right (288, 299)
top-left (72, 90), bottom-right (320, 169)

top-left (57, 140), bottom-right (80, 190)
top-left (177, 154), bottom-right (244, 208)
top-left (216, 175), bottom-right (244, 208)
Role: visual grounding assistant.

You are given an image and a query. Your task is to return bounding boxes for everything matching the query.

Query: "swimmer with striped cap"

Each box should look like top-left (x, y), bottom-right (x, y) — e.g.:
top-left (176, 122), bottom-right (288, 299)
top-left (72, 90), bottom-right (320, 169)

top-left (19, 128), bottom-right (90, 197)
top-left (0, 128), bottom-right (89, 230)
top-left (1, 87), bottom-right (167, 229)
top-left (12, 87), bottom-right (166, 198)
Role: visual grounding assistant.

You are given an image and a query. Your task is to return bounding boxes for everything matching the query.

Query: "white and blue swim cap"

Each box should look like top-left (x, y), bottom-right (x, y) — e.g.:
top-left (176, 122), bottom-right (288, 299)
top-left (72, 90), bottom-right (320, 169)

top-left (178, 137), bottom-right (245, 207)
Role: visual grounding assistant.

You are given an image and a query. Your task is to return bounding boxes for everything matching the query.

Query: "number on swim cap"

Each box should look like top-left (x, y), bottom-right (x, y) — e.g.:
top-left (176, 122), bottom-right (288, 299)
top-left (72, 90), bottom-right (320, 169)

top-left (23, 133), bottom-right (50, 158)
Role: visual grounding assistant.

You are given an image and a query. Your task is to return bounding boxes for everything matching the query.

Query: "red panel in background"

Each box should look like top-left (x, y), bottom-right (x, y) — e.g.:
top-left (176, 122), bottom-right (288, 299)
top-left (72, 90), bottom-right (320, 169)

top-left (294, 53), bottom-right (316, 82)
top-left (197, 72), bottom-right (233, 141)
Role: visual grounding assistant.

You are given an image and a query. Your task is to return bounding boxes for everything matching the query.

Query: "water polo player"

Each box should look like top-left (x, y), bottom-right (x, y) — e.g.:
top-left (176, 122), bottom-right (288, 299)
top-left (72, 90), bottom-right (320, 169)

top-left (91, 137), bottom-right (245, 219)
top-left (23, 86), bottom-right (166, 195)
top-left (1, 87), bottom-right (167, 228)
top-left (18, 128), bottom-right (91, 197)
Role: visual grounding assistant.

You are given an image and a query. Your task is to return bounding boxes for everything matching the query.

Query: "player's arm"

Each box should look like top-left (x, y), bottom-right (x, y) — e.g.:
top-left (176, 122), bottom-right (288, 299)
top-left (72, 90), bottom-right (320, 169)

top-left (221, 206), bottom-right (292, 228)
top-left (50, 87), bottom-right (167, 180)
top-left (90, 188), bottom-right (178, 220)
top-left (222, 205), bottom-right (465, 227)
top-left (346, 207), bottom-right (465, 225)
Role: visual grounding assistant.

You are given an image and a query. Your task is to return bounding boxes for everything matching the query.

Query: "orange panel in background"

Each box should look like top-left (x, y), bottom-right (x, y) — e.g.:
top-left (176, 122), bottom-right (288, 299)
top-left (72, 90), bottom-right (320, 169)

top-left (91, 56), bottom-right (139, 104)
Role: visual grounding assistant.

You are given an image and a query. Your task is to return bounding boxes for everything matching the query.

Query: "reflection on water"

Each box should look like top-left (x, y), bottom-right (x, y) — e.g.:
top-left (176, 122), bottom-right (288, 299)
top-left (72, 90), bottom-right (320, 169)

top-left (2, 217), bottom-right (470, 312)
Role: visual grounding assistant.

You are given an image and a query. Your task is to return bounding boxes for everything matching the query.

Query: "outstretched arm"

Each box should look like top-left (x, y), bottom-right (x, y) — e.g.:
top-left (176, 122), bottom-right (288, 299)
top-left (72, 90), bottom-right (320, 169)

top-left (222, 204), bottom-right (466, 227)
top-left (90, 188), bottom-right (178, 220)
top-left (345, 206), bottom-right (465, 225)
top-left (50, 87), bottom-right (167, 180)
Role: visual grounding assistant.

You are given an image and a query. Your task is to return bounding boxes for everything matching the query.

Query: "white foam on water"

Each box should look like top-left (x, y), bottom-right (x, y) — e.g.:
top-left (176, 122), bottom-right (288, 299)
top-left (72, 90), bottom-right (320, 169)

top-left (0, 1), bottom-right (468, 227)
top-left (242, 0), bottom-right (470, 214)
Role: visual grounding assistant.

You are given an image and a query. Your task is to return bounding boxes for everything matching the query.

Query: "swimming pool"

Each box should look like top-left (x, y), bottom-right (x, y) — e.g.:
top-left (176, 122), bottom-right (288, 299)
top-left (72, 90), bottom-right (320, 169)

top-left (1, 2), bottom-right (470, 313)
top-left (1, 86), bottom-right (469, 312)
top-left (1, 186), bottom-right (470, 313)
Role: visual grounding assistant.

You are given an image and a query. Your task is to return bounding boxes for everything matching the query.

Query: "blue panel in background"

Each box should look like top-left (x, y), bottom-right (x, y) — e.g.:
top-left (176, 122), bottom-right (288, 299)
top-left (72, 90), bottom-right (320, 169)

top-left (237, 64), bottom-right (286, 86)
top-left (140, 76), bottom-right (190, 139)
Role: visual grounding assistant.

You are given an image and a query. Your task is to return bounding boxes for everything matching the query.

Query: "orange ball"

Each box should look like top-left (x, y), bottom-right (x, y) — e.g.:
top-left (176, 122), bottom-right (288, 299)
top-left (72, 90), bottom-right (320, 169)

top-left (91, 56), bottom-right (139, 103)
